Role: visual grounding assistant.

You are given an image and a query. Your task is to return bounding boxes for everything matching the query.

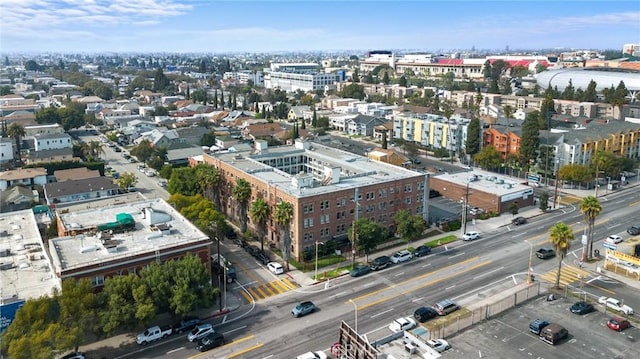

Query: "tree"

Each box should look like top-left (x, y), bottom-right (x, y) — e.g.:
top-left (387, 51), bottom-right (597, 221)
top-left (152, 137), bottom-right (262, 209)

top-left (539, 95), bottom-right (555, 128)
top-left (130, 139), bottom-right (154, 164)
top-left (539, 193), bottom-right (549, 211)
top-left (549, 222), bottom-right (574, 289)
top-left (55, 278), bottom-right (99, 352)
top-left (465, 118), bottom-right (481, 156)
top-left (474, 145), bottom-right (502, 170)
top-left (582, 79), bottom-right (598, 102)
top-left (7, 123), bottom-right (25, 165)
top-left (536, 145), bottom-right (555, 179)
top-left (168, 167), bottom-right (200, 196)
top-left (393, 210), bottom-right (426, 248)
top-left (87, 140), bottom-right (104, 161)
top-left (194, 164), bottom-right (221, 208)
top-left (275, 201), bottom-right (294, 270)
top-left (519, 113), bottom-right (540, 170)
top-left (509, 202), bottom-right (519, 216)
top-left (560, 79), bottom-right (575, 100)
top-left (340, 83), bottom-right (366, 100)
top-left (232, 178), bottom-right (251, 233)
top-left (115, 172), bottom-right (138, 190)
top-left (398, 75), bottom-right (408, 87)
top-left (311, 108), bottom-right (318, 127)
top-left (579, 196), bottom-right (602, 261)
top-left (24, 59), bottom-right (41, 71)
top-left (250, 198), bottom-right (271, 252)
top-left (612, 81), bottom-right (628, 117)
top-left (503, 104), bottom-right (514, 119)
top-left (348, 218), bottom-right (385, 262)
top-left (200, 132), bottom-right (216, 147)
top-left (153, 68), bottom-right (170, 92)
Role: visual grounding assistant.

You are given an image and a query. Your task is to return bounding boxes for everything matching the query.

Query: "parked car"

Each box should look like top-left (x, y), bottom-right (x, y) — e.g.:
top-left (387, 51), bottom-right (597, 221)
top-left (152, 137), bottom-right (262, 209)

top-left (607, 317), bottom-right (631, 332)
top-left (196, 332), bottom-right (225, 352)
top-left (426, 339), bottom-right (450, 353)
top-left (296, 352), bottom-right (328, 359)
top-left (540, 323), bottom-right (568, 345)
top-left (267, 262), bottom-right (284, 275)
top-left (370, 255), bottom-right (391, 271)
top-left (61, 353), bottom-right (86, 359)
top-left (254, 251), bottom-right (270, 265)
top-left (388, 317), bottom-right (416, 333)
top-left (528, 319), bottom-right (550, 335)
top-left (469, 207), bottom-right (484, 215)
top-left (292, 301), bottom-right (316, 318)
top-left (136, 325), bottom-right (173, 345)
top-left (245, 245), bottom-right (261, 256)
top-left (432, 299), bottom-right (460, 316)
top-left (390, 250), bottom-right (413, 264)
top-left (350, 264), bottom-right (371, 277)
top-left (512, 217), bottom-right (527, 225)
top-left (414, 307), bottom-right (438, 323)
top-left (187, 324), bottom-right (215, 342)
top-left (570, 301), bottom-right (595, 315)
top-left (598, 296), bottom-right (634, 314)
top-left (413, 245), bottom-right (432, 257)
top-left (172, 316), bottom-right (201, 334)
top-left (462, 231), bottom-right (480, 241)
top-left (627, 225), bottom-right (640, 235)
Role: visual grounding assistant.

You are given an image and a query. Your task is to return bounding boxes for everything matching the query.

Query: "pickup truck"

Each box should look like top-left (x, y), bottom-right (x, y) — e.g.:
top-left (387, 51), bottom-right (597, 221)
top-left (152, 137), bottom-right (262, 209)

top-left (136, 325), bottom-right (173, 345)
top-left (536, 248), bottom-right (556, 259)
top-left (598, 296), bottom-right (634, 315)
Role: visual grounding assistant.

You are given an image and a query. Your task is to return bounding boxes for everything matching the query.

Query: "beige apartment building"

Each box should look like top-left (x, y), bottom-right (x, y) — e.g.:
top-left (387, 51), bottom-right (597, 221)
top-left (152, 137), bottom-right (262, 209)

top-left (200, 139), bottom-right (428, 261)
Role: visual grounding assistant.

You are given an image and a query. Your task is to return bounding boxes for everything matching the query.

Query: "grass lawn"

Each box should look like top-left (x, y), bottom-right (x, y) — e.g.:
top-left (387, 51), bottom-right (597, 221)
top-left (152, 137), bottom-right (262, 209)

top-left (424, 234), bottom-right (458, 248)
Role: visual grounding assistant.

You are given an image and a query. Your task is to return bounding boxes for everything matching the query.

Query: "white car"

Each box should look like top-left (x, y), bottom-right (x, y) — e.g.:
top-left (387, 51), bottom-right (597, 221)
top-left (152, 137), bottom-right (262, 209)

top-left (187, 324), bottom-right (214, 342)
top-left (296, 352), bottom-right (327, 359)
top-left (267, 261), bottom-right (284, 275)
top-left (463, 231), bottom-right (480, 241)
top-left (390, 250), bottom-right (413, 264)
top-left (388, 317), bottom-right (416, 333)
top-left (427, 339), bottom-right (451, 353)
top-left (605, 235), bottom-right (623, 244)
top-left (598, 296), bottom-right (634, 315)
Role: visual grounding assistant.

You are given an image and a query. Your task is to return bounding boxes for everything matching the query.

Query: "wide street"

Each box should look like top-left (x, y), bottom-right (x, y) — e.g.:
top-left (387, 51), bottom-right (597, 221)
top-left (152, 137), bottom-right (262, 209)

top-left (81, 167), bottom-right (640, 359)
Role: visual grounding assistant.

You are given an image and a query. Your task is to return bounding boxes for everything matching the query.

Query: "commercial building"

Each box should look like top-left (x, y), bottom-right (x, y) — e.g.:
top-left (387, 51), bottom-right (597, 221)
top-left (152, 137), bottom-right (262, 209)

top-left (429, 170), bottom-right (534, 214)
top-left (393, 113), bottom-right (474, 157)
top-left (223, 70), bottom-right (264, 86)
top-left (50, 198), bottom-right (211, 287)
top-left (200, 139), bottom-right (428, 261)
top-left (0, 209), bottom-right (61, 333)
top-left (264, 62), bottom-right (339, 92)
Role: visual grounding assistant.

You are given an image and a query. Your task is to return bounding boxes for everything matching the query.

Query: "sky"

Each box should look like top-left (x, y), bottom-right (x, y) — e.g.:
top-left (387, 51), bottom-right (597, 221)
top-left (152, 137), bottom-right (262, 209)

top-left (1, 0), bottom-right (639, 54)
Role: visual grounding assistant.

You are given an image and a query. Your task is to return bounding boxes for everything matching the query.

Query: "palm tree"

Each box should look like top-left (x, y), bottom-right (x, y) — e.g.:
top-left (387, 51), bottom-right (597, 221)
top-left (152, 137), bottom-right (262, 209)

top-left (549, 222), bottom-right (574, 289)
top-left (7, 123), bottom-right (25, 166)
top-left (195, 165), bottom-right (221, 209)
top-left (88, 140), bottom-right (104, 160)
top-left (275, 201), bottom-right (294, 271)
top-left (249, 198), bottom-right (271, 252)
top-left (232, 178), bottom-right (251, 233)
top-left (579, 196), bottom-right (602, 261)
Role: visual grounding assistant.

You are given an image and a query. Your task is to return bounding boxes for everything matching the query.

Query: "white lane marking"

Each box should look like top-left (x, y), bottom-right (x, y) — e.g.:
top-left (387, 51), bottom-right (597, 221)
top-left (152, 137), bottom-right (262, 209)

top-left (422, 263), bottom-right (432, 268)
top-left (223, 325), bottom-right (247, 334)
top-left (167, 347), bottom-right (185, 354)
top-left (412, 297), bottom-right (424, 302)
top-left (395, 272), bottom-right (405, 277)
top-left (445, 285), bottom-right (456, 290)
top-left (449, 252), bottom-right (465, 259)
top-left (371, 308), bottom-right (394, 318)
top-left (473, 267), bottom-right (505, 280)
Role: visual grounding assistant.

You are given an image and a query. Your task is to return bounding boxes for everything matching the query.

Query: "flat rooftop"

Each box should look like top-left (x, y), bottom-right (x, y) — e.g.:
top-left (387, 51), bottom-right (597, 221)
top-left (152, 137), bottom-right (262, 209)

top-left (0, 209), bottom-right (61, 304)
top-left (209, 140), bottom-right (424, 198)
top-left (433, 169), bottom-right (532, 197)
top-left (51, 198), bottom-right (209, 273)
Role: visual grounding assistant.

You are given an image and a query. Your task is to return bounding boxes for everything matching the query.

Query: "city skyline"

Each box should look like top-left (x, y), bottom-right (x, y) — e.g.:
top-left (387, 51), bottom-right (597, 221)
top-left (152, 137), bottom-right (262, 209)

top-left (1, 0), bottom-right (639, 54)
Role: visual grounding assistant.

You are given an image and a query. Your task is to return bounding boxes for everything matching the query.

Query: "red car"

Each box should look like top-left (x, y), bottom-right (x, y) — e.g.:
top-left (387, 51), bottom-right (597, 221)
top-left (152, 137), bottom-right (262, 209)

top-left (607, 317), bottom-right (631, 332)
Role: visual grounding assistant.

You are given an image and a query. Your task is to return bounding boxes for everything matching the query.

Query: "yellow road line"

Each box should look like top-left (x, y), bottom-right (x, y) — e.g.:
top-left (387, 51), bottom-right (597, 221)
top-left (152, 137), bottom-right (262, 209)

top-left (271, 280), bottom-right (288, 292)
top-left (261, 284), bottom-right (276, 296)
top-left (358, 260), bottom-right (492, 310)
top-left (247, 287), bottom-right (260, 299)
top-left (282, 278), bottom-right (296, 289)
top-left (188, 336), bottom-right (255, 358)
top-left (254, 286), bottom-right (268, 298)
top-left (227, 343), bottom-right (264, 358)
top-left (239, 290), bottom-right (252, 303)
top-left (631, 200), bottom-right (640, 206)
top-left (348, 256), bottom-right (480, 303)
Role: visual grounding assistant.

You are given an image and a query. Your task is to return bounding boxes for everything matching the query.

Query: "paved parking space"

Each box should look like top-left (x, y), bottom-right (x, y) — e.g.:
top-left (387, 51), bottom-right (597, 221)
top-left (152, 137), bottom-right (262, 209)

top-left (442, 296), bottom-right (639, 359)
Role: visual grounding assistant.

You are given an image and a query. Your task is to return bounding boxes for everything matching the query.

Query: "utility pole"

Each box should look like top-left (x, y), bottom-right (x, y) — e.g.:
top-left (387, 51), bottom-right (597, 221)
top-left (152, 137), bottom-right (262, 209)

top-left (553, 173), bottom-right (560, 209)
top-left (461, 182), bottom-right (470, 235)
top-left (352, 187), bottom-right (359, 269)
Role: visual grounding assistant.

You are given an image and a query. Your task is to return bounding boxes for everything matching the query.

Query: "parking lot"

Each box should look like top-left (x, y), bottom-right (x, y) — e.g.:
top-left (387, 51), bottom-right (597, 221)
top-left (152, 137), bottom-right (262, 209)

top-left (443, 295), bottom-right (639, 359)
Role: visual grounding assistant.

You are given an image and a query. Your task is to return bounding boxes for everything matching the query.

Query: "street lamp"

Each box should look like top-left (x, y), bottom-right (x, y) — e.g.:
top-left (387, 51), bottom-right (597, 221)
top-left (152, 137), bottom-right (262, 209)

top-left (525, 239), bottom-right (533, 284)
top-left (348, 299), bottom-right (358, 333)
top-left (314, 240), bottom-right (324, 280)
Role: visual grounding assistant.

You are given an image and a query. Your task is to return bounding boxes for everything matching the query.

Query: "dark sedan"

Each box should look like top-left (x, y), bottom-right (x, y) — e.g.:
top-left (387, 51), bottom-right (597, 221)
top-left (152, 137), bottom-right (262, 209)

top-left (414, 245), bottom-right (432, 257)
top-left (512, 217), bottom-right (527, 225)
top-left (570, 301), bottom-right (595, 315)
top-left (196, 332), bottom-right (225, 351)
top-left (414, 307), bottom-right (438, 323)
top-left (350, 264), bottom-right (371, 277)
top-left (172, 316), bottom-right (201, 334)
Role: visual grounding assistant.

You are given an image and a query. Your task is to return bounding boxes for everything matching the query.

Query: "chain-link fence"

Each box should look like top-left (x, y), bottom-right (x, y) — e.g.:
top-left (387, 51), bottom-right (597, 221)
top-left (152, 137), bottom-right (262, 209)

top-left (427, 283), bottom-right (542, 340)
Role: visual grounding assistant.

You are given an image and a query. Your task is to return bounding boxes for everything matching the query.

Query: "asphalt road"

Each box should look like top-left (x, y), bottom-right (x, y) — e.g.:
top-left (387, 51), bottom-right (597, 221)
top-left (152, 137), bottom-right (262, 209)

top-left (77, 131), bottom-right (640, 359)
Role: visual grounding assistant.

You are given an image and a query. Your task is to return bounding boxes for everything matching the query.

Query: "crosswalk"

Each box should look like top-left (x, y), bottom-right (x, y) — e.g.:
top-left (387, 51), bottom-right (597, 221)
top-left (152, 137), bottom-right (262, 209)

top-left (240, 278), bottom-right (298, 303)
top-left (539, 264), bottom-right (591, 287)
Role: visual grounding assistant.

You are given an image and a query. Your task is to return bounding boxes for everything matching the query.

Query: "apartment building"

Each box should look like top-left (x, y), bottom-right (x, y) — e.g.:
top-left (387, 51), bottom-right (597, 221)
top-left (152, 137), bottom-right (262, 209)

top-left (482, 118), bottom-right (523, 159)
top-left (200, 139), bottom-right (428, 261)
top-left (264, 62), bottom-right (339, 92)
top-left (223, 70), bottom-right (264, 86)
top-left (393, 113), bottom-right (473, 156)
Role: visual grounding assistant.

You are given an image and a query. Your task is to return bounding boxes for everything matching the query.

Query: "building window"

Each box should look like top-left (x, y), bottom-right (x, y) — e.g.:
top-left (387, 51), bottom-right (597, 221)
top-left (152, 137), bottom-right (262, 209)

top-left (404, 184), bottom-right (412, 193)
top-left (91, 275), bottom-right (105, 287)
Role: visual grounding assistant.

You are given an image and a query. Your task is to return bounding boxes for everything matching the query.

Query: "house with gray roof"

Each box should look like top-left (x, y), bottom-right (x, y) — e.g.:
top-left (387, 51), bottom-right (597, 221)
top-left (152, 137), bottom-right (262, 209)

top-left (43, 177), bottom-right (119, 205)
top-left (345, 114), bottom-right (388, 137)
top-left (0, 186), bottom-right (36, 212)
top-left (32, 133), bottom-right (72, 151)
